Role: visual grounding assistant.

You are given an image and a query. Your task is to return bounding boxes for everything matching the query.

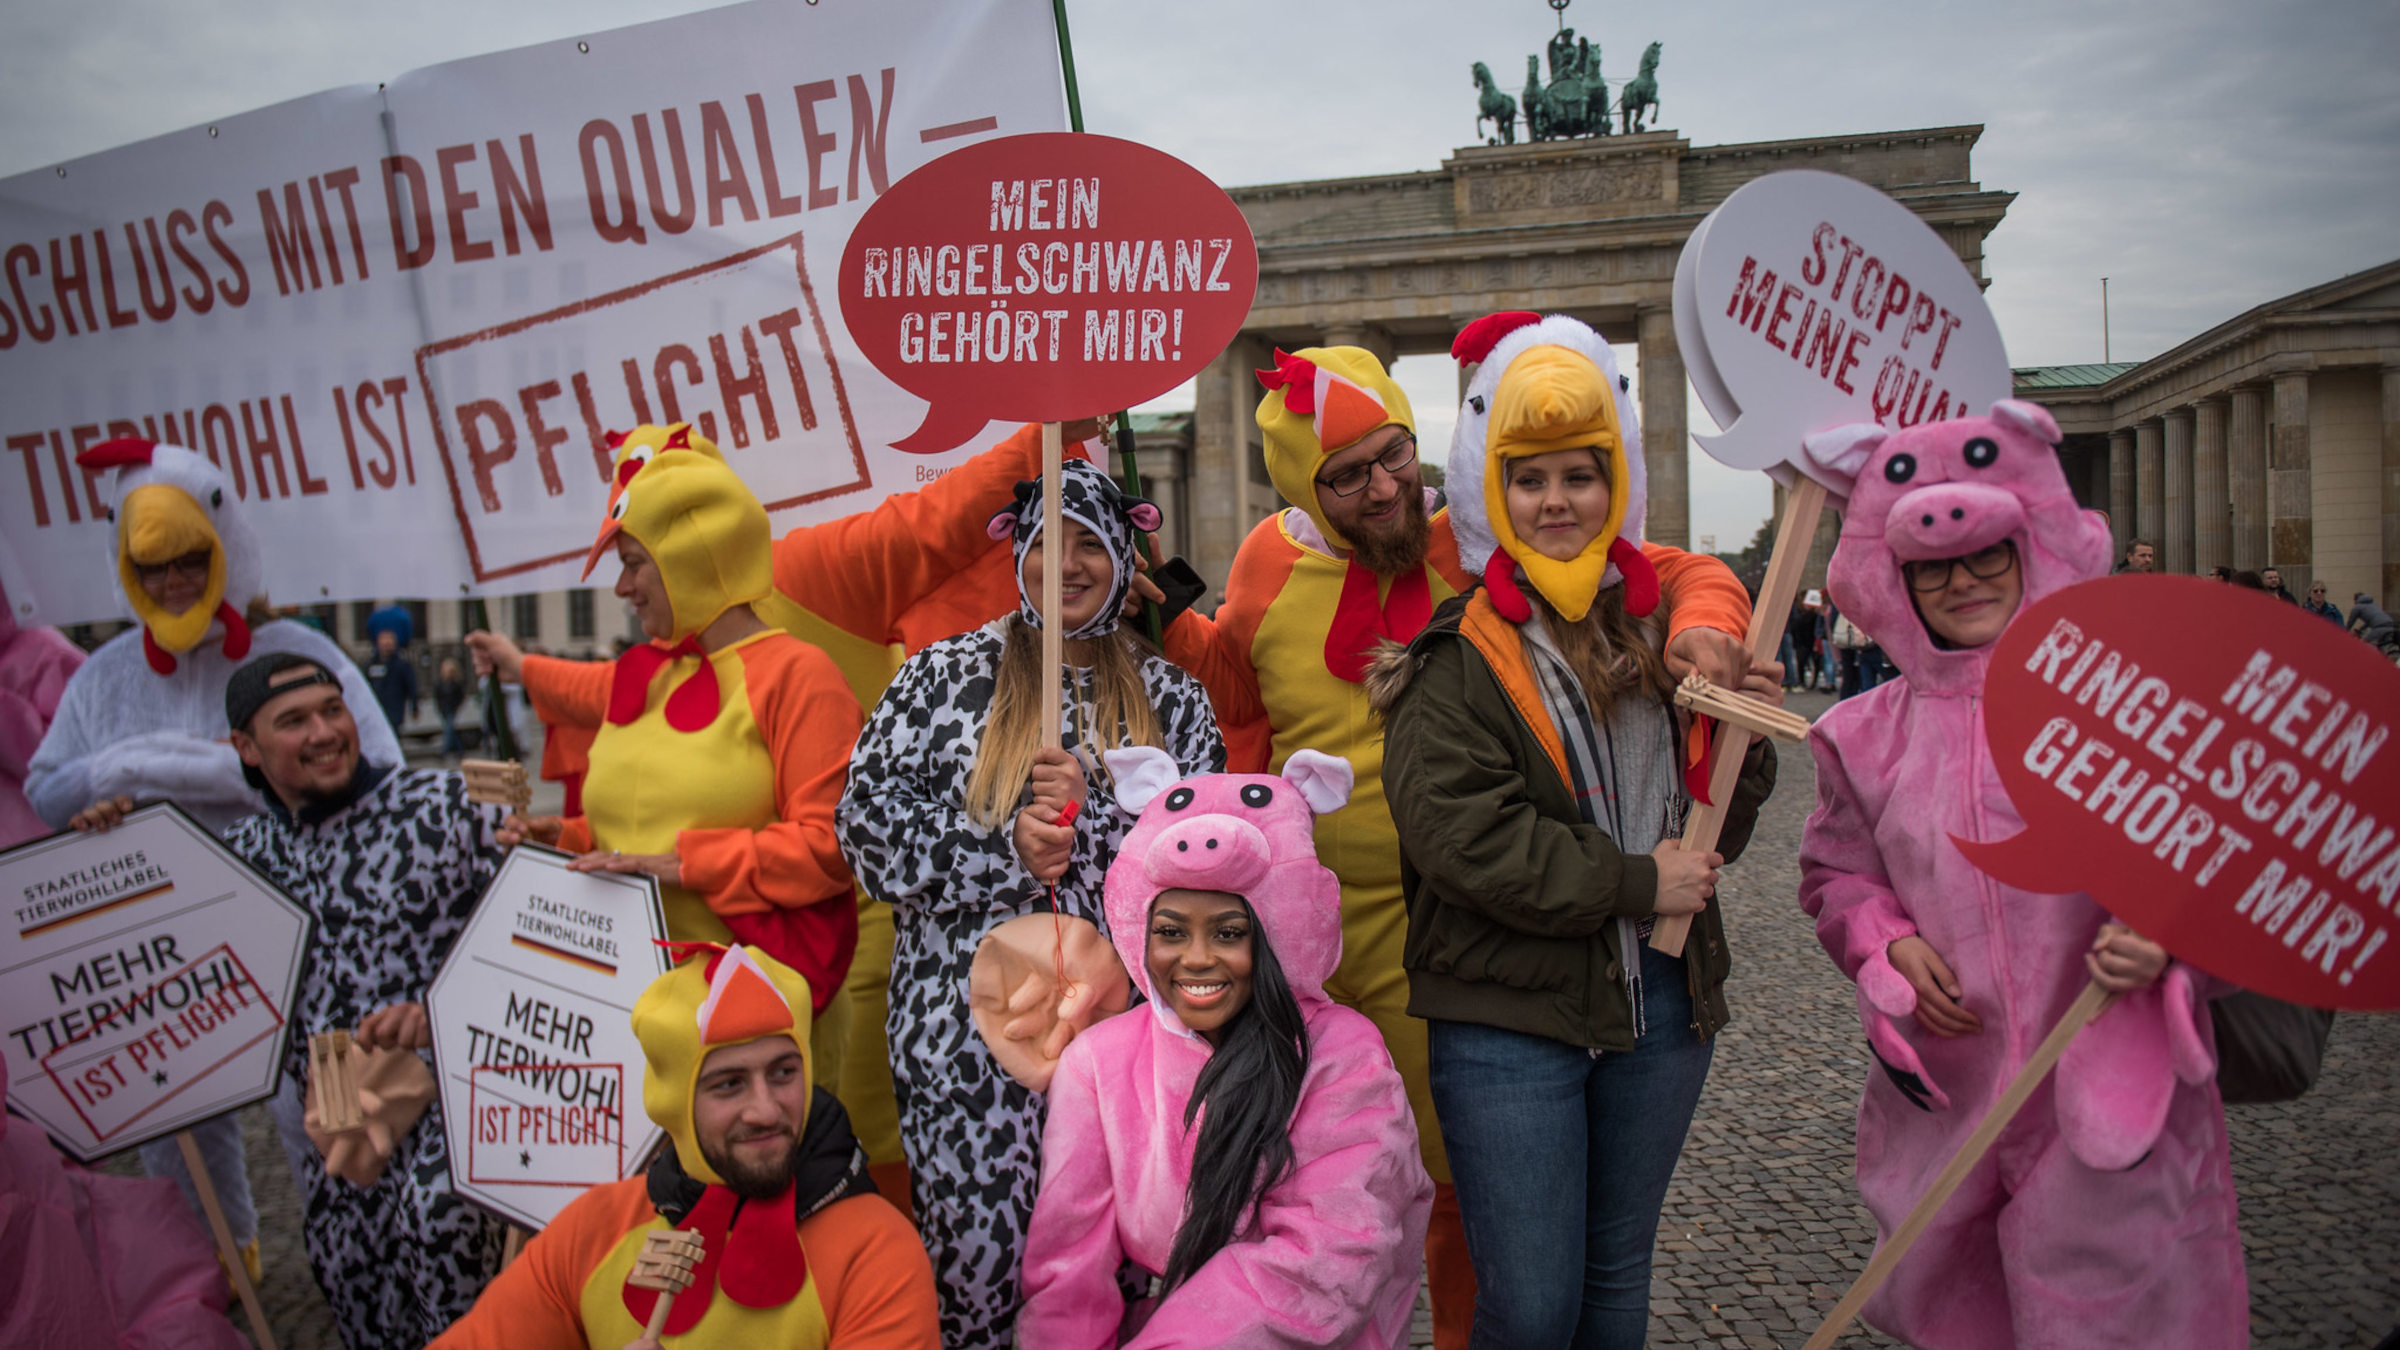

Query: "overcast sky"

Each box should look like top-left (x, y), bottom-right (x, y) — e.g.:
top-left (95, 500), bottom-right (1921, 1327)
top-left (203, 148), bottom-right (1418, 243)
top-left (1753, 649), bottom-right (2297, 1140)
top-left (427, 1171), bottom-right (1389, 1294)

top-left (5, 0), bottom-right (2392, 551)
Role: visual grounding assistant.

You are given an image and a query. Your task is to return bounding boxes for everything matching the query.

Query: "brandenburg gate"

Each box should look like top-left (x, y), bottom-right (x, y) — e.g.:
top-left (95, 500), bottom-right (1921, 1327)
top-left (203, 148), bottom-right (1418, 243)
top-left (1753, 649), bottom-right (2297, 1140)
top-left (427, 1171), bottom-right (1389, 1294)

top-left (1181, 125), bottom-right (2013, 589)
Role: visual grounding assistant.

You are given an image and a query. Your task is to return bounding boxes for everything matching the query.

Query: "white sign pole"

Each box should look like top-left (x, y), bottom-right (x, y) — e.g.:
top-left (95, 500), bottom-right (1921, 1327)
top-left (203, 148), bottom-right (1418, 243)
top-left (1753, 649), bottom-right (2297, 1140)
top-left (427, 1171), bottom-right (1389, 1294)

top-left (427, 844), bottom-right (668, 1230)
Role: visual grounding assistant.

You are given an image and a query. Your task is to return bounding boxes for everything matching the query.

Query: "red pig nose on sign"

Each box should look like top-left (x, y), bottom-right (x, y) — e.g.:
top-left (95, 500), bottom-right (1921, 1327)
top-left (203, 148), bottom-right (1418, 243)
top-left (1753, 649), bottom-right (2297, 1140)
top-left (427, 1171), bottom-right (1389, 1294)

top-left (1960, 575), bottom-right (2400, 1010)
top-left (838, 132), bottom-right (1260, 455)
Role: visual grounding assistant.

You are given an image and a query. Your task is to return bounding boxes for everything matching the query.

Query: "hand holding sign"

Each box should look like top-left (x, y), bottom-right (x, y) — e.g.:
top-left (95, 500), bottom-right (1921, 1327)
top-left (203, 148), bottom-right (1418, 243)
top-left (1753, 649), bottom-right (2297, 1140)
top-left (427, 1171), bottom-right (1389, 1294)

top-left (1963, 576), bottom-right (2400, 1009)
top-left (839, 132), bottom-right (1260, 455)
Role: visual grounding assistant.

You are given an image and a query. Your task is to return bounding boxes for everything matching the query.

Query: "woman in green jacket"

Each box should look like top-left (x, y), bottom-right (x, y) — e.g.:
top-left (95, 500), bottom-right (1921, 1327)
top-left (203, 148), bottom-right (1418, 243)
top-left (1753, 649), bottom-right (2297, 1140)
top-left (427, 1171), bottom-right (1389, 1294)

top-left (1374, 314), bottom-right (1777, 1349)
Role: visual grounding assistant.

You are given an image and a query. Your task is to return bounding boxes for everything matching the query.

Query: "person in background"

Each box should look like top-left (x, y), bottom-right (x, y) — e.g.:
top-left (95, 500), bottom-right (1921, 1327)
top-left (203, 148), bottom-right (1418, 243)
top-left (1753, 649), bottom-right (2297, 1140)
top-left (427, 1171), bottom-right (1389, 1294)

top-left (2113, 539), bottom-right (2154, 573)
top-left (364, 620), bottom-right (418, 737)
top-left (1020, 751), bottom-right (1431, 1349)
top-left (2350, 592), bottom-right (2395, 648)
top-left (0, 573), bottom-right (83, 849)
top-left (1781, 594), bottom-right (1820, 693)
top-left (73, 651), bottom-right (509, 1349)
top-left (29, 436), bottom-right (401, 1283)
top-left (2229, 570), bottom-right (2268, 591)
top-left (433, 656), bottom-right (469, 755)
top-left (1799, 403), bottom-right (2243, 1349)
top-left (2205, 565), bottom-right (2231, 582)
top-left (839, 461), bottom-right (1223, 1350)
top-left (2299, 581), bottom-right (2343, 623)
top-left (1377, 314), bottom-right (1779, 1348)
top-left (1814, 594), bottom-right (1841, 692)
top-left (429, 945), bottom-right (938, 1350)
top-left (2260, 567), bottom-right (2296, 602)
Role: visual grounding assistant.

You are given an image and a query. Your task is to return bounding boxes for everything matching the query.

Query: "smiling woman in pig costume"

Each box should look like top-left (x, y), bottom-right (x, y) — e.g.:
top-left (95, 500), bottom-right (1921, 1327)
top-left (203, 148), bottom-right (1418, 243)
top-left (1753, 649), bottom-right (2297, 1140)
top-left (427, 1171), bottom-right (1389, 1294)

top-left (1797, 400), bottom-right (2246, 1349)
top-left (1020, 747), bottom-right (1432, 1349)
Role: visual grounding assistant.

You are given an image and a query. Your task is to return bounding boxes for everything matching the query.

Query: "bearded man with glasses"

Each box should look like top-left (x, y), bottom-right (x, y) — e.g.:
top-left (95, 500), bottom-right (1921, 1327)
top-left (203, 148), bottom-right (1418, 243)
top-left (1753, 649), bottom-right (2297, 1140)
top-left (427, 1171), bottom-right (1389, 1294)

top-left (1156, 341), bottom-right (1763, 1348)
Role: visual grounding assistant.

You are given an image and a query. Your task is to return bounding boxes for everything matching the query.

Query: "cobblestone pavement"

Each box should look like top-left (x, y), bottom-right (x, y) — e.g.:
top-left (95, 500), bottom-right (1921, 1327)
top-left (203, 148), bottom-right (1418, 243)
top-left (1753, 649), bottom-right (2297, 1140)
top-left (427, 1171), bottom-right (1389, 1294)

top-left (108, 702), bottom-right (2396, 1347)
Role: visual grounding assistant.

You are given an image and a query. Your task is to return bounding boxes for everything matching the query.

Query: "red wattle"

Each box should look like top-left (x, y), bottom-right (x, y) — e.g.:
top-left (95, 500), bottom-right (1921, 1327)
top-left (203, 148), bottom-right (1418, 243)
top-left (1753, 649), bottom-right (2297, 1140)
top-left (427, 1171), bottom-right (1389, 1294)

top-left (216, 603), bottom-right (252, 661)
top-left (718, 1183), bottom-right (806, 1307)
top-left (142, 628), bottom-right (177, 675)
top-left (1608, 537), bottom-right (1660, 617)
top-left (1482, 553), bottom-right (1531, 623)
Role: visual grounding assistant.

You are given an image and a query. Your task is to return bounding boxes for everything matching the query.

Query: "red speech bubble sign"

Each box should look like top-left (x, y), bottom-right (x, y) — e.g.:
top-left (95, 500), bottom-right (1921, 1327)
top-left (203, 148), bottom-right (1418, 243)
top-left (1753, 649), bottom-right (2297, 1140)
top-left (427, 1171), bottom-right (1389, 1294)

top-left (839, 132), bottom-right (1258, 454)
top-left (1960, 576), bottom-right (2400, 1010)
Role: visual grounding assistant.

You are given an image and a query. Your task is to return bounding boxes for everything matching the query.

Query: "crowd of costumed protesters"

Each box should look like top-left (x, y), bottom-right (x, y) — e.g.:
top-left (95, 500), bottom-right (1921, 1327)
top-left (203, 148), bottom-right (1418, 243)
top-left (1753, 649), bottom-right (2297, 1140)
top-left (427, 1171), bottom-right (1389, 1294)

top-left (2, 309), bottom-right (2253, 1350)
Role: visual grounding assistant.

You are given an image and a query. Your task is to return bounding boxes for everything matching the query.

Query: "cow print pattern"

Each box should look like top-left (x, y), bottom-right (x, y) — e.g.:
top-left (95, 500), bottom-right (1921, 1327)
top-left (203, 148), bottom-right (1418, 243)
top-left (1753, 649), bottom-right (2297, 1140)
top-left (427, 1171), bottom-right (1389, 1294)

top-left (224, 766), bottom-right (511, 1350)
top-left (839, 623), bottom-right (1223, 1350)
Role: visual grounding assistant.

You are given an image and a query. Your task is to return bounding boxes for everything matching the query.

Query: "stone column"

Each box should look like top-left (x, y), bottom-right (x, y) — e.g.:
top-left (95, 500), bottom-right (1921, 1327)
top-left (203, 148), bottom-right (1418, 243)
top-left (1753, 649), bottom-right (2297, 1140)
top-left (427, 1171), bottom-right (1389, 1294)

top-left (2107, 428), bottom-right (2135, 561)
top-left (1188, 335), bottom-right (1262, 601)
top-left (2228, 384), bottom-right (2268, 571)
top-left (1637, 305), bottom-right (1689, 548)
top-left (2163, 408), bottom-right (2195, 574)
top-left (2270, 366), bottom-right (2314, 595)
top-left (2193, 398), bottom-right (2230, 574)
top-left (2135, 419), bottom-right (2165, 554)
top-left (2384, 364), bottom-right (2400, 606)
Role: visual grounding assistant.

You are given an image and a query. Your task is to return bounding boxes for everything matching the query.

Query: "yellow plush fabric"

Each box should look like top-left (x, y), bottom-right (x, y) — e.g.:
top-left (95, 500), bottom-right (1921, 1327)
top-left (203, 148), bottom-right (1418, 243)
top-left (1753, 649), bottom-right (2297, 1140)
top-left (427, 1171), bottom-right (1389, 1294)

top-left (1254, 346), bottom-right (1414, 550)
top-left (631, 944), bottom-right (815, 1186)
top-left (115, 482), bottom-right (224, 652)
top-left (611, 448), bottom-right (772, 641)
top-left (1479, 344), bottom-right (1630, 622)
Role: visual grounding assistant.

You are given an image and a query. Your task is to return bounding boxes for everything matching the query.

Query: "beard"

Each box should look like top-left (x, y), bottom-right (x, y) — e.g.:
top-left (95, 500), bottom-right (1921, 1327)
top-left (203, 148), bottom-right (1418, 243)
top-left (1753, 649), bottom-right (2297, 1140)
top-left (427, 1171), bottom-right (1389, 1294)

top-left (699, 1127), bottom-right (801, 1200)
top-left (1346, 487), bottom-right (1431, 576)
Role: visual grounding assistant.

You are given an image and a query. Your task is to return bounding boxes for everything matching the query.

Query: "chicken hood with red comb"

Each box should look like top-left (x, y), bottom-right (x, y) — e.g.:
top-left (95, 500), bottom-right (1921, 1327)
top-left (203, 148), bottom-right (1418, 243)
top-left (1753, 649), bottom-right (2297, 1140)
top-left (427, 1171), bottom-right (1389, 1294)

top-left (632, 944), bottom-right (815, 1185)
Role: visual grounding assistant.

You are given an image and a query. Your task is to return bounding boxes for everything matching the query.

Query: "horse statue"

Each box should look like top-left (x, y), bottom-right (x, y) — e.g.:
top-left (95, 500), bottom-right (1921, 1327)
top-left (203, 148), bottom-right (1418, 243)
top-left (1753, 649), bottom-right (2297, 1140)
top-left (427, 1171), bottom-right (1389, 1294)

top-left (1522, 54), bottom-right (1551, 141)
top-left (1620, 41), bottom-right (1662, 134)
top-left (1472, 61), bottom-right (1518, 145)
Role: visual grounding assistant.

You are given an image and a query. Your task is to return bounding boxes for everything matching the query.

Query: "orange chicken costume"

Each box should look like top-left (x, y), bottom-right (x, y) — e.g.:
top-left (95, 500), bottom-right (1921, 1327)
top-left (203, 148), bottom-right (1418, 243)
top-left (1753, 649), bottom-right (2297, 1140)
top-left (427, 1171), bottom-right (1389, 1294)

top-left (1161, 346), bottom-right (1753, 1346)
top-left (429, 945), bottom-right (937, 1350)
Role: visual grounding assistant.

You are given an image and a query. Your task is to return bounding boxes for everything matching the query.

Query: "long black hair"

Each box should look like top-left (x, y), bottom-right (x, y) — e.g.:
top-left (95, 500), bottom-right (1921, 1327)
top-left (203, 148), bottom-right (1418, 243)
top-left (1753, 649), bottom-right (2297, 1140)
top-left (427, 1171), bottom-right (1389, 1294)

top-left (1158, 896), bottom-right (1312, 1294)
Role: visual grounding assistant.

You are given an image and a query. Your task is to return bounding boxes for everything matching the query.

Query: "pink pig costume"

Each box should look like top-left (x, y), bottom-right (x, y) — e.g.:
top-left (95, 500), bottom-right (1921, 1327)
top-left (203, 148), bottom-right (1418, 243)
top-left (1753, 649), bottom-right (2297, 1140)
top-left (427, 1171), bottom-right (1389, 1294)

top-left (0, 574), bottom-right (85, 849)
top-left (1020, 746), bottom-right (1433, 1350)
top-left (1797, 400), bottom-right (2247, 1348)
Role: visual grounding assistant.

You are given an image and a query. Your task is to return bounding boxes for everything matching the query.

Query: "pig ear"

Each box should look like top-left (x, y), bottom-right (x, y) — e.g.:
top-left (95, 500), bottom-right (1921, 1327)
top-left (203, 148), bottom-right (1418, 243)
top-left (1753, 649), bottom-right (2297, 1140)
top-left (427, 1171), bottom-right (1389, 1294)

top-left (1800, 423), bottom-right (1887, 497)
top-left (1279, 749), bottom-right (1354, 816)
top-left (1104, 747), bottom-right (1184, 815)
top-left (986, 511), bottom-right (1019, 542)
top-left (1990, 399), bottom-right (2061, 446)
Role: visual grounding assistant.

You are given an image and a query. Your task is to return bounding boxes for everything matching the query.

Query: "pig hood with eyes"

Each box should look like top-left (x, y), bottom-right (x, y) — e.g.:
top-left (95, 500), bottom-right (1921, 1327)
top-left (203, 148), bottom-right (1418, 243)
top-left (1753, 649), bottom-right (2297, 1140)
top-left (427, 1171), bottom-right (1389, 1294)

top-left (1805, 399), bottom-right (2111, 694)
top-left (1098, 746), bottom-right (1354, 1032)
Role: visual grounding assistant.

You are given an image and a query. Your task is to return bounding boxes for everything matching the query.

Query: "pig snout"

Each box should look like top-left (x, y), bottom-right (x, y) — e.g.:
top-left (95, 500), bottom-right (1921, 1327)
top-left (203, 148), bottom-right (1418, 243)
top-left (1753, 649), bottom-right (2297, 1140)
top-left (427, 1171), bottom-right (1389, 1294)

top-left (1149, 813), bottom-right (1272, 893)
top-left (1883, 481), bottom-right (2025, 561)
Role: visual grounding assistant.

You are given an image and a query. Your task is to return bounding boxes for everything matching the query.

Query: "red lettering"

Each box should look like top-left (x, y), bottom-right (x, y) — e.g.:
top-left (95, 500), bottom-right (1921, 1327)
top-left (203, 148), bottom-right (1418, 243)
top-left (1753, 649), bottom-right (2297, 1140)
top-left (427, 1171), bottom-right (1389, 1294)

top-left (746, 93), bottom-right (806, 218)
top-left (241, 399), bottom-right (293, 498)
top-left (322, 166), bottom-right (371, 280)
top-left (632, 111), bottom-right (696, 235)
top-left (256, 182), bottom-right (323, 296)
top-left (166, 210), bottom-right (214, 316)
top-left (49, 234), bottom-right (96, 335)
top-left (794, 80), bottom-right (840, 210)
top-left (5, 433), bottom-right (49, 526)
top-left (757, 308), bottom-right (819, 431)
top-left (487, 136), bottom-right (553, 256)
top-left (1764, 281), bottom-right (1803, 352)
top-left (699, 101), bottom-right (759, 227)
top-left (847, 69), bottom-right (894, 199)
top-left (91, 228), bottom-right (143, 328)
top-left (579, 120), bottom-right (648, 246)
top-left (382, 156), bottom-right (437, 270)
top-left (7, 244), bottom-right (52, 343)
top-left (436, 143), bottom-right (495, 264)
top-left (202, 201), bottom-right (250, 307)
top-left (458, 400), bottom-right (516, 512)
top-left (516, 381), bottom-right (570, 496)
top-left (708, 326), bottom-right (777, 448)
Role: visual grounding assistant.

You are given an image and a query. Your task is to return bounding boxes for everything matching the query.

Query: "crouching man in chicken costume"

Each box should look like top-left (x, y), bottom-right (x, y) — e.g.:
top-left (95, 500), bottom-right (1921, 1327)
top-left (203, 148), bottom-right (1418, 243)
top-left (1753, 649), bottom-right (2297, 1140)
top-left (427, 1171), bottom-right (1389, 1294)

top-left (432, 944), bottom-right (938, 1350)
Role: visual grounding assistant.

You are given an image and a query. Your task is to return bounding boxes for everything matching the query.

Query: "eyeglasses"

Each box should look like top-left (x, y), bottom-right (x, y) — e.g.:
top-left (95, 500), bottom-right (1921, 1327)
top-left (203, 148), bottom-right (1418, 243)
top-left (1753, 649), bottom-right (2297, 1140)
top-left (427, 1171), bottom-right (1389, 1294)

top-left (1902, 540), bottom-right (2017, 594)
top-left (1315, 435), bottom-right (1417, 498)
top-left (133, 549), bottom-right (214, 583)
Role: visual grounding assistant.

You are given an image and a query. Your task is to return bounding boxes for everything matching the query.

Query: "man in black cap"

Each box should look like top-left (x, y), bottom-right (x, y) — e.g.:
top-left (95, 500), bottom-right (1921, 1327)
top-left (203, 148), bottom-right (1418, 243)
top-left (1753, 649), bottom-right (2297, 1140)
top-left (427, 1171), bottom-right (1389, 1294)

top-left (76, 650), bottom-right (512, 1347)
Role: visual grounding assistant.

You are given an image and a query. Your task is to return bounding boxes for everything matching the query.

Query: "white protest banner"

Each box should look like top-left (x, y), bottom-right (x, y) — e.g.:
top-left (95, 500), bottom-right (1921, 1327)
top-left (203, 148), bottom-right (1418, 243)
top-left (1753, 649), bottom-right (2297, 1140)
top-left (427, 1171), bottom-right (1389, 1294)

top-left (0, 804), bottom-right (311, 1161)
top-left (0, 0), bottom-right (1067, 626)
top-left (427, 844), bottom-right (668, 1230)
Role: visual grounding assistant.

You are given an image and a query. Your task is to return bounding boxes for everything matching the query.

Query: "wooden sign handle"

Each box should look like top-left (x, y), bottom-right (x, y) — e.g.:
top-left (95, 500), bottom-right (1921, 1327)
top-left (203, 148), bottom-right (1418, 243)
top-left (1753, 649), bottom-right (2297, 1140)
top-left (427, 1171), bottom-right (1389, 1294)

top-left (1801, 979), bottom-right (2117, 1349)
top-left (1653, 474), bottom-right (1829, 957)
top-left (177, 1128), bottom-right (281, 1350)
top-left (1040, 422), bottom-right (1065, 754)
top-left (643, 1289), bottom-right (679, 1342)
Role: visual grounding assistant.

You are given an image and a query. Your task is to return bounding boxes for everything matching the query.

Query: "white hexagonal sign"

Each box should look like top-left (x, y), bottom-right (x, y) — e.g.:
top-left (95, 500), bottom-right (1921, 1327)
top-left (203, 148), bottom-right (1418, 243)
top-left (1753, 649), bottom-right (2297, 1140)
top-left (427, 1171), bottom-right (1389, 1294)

top-left (0, 803), bottom-right (313, 1162)
top-left (428, 844), bottom-right (669, 1230)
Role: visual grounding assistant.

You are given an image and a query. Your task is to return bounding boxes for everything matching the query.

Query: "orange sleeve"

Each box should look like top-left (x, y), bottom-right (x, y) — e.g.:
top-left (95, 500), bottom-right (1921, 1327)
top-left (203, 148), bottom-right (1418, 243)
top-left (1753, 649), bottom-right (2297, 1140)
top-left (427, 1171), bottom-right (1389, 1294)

top-left (522, 654), bottom-right (613, 731)
top-left (427, 1182), bottom-right (644, 1350)
top-left (677, 642), bottom-right (862, 915)
top-left (806, 1194), bottom-right (942, 1349)
top-left (1645, 541), bottom-right (1753, 642)
top-left (556, 818), bottom-right (594, 854)
top-left (773, 423), bottom-right (1091, 646)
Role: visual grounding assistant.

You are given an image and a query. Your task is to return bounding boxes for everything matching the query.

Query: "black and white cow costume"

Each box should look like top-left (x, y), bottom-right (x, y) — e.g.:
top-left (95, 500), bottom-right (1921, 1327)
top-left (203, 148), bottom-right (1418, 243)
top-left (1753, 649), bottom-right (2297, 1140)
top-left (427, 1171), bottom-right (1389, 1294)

top-left (838, 460), bottom-right (1223, 1350)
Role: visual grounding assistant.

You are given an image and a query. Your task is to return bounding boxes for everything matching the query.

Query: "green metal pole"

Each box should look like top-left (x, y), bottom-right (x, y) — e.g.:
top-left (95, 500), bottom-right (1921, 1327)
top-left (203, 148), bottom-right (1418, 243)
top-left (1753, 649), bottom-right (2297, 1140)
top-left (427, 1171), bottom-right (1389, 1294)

top-left (1054, 1), bottom-right (1161, 642)
top-left (465, 597), bottom-right (521, 761)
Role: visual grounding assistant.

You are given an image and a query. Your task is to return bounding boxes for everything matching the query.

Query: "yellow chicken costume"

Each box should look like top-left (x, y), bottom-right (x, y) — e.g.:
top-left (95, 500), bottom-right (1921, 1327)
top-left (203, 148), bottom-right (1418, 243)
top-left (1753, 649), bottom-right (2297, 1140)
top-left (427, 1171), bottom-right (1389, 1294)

top-left (1163, 344), bottom-right (1754, 1347)
top-left (430, 946), bottom-right (937, 1350)
top-left (522, 435), bottom-right (862, 1082)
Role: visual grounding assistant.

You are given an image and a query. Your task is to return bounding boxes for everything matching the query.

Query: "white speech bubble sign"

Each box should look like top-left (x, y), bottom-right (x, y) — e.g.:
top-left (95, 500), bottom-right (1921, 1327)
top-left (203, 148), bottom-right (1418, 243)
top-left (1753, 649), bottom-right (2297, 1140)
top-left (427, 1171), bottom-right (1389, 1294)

top-left (1672, 170), bottom-right (2010, 490)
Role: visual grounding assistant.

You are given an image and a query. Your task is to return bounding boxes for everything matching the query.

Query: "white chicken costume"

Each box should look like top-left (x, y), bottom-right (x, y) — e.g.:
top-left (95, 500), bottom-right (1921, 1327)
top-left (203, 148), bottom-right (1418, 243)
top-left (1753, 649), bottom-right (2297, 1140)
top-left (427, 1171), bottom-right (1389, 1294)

top-left (26, 438), bottom-right (400, 833)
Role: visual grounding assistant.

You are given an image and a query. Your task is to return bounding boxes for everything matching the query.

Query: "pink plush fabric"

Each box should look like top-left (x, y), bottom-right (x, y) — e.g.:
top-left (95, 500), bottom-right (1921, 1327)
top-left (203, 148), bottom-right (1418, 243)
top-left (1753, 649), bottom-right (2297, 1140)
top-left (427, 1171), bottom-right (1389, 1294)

top-left (0, 1064), bottom-right (247, 1350)
top-left (1019, 750), bottom-right (1432, 1349)
top-left (1798, 402), bottom-right (2249, 1348)
top-left (0, 578), bottom-right (85, 849)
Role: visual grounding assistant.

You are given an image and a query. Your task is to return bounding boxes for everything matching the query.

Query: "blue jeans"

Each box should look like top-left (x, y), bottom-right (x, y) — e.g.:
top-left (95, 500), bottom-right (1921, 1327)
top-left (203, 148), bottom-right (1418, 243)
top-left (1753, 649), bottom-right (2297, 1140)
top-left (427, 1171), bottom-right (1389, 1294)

top-left (1428, 943), bottom-right (1714, 1350)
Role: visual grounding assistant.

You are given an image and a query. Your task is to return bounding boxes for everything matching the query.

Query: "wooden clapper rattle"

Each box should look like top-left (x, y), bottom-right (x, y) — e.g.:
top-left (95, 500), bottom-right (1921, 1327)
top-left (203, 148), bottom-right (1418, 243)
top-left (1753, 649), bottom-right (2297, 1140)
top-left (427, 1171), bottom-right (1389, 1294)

top-left (628, 1229), bottom-right (707, 1340)
top-left (460, 758), bottom-right (532, 812)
